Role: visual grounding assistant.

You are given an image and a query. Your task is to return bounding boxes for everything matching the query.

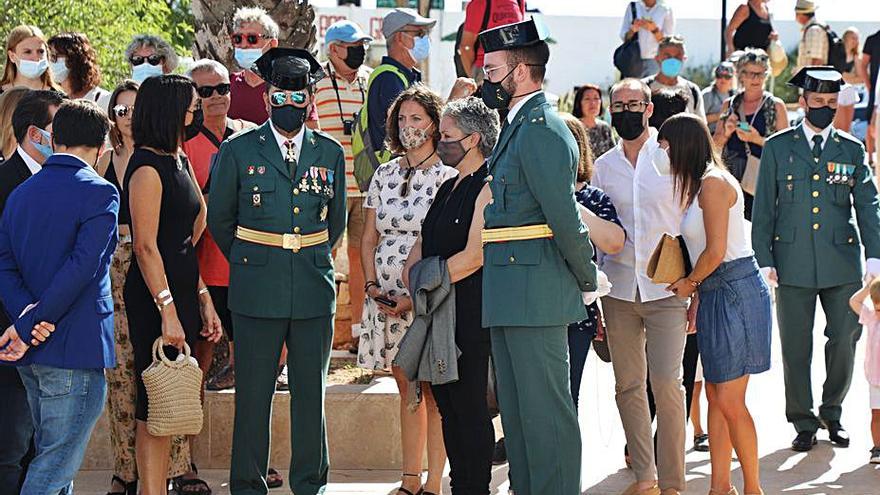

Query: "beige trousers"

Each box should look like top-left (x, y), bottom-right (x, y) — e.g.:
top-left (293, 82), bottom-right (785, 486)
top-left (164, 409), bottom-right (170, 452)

top-left (602, 293), bottom-right (687, 492)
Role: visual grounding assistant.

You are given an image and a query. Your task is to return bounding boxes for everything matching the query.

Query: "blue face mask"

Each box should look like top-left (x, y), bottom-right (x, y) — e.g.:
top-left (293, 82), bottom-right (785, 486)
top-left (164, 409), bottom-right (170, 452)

top-left (18, 58), bottom-right (48, 79)
top-left (660, 58), bottom-right (683, 78)
top-left (32, 127), bottom-right (53, 160)
top-left (234, 48), bottom-right (263, 70)
top-left (131, 62), bottom-right (163, 84)
top-left (50, 58), bottom-right (69, 82)
top-left (408, 35), bottom-right (431, 62)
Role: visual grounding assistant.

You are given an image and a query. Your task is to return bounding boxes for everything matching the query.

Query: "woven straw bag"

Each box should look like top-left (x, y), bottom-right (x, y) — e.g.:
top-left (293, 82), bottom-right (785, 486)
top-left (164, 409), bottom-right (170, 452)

top-left (142, 338), bottom-right (204, 436)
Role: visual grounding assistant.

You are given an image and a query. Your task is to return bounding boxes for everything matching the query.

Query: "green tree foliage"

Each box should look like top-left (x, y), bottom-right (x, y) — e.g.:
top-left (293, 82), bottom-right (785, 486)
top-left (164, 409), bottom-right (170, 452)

top-left (0, 0), bottom-right (194, 90)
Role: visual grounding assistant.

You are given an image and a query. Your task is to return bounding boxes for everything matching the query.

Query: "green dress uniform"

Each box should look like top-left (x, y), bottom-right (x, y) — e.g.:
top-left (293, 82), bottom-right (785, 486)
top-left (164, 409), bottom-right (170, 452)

top-left (751, 67), bottom-right (880, 443)
top-left (478, 19), bottom-right (597, 495)
top-left (207, 48), bottom-right (346, 495)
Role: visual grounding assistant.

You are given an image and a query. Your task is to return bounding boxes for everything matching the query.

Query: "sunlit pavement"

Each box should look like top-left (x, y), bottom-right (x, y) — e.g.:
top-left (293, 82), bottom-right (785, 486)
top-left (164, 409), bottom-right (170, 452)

top-left (75, 303), bottom-right (880, 494)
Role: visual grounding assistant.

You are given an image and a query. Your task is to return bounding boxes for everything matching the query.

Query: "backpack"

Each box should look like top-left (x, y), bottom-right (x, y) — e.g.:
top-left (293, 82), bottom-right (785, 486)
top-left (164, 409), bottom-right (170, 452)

top-left (808, 22), bottom-right (848, 73)
top-left (350, 64), bottom-right (409, 192)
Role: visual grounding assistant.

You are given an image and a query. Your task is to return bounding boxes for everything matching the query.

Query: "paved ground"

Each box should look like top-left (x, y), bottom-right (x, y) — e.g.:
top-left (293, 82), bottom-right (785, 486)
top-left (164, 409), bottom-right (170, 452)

top-left (75, 305), bottom-right (880, 494)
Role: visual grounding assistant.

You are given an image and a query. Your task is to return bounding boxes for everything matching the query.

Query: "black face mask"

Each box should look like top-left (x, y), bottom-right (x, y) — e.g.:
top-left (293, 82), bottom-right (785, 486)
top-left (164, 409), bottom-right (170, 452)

top-left (480, 67), bottom-right (516, 109)
top-left (805, 105), bottom-right (836, 130)
top-left (437, 135), bottom-right (473, 167)
top-left (184, 108), bottom-right (203, 141)
top-left (343, 45), bottom-right (366, 70)
top-left (271, 105), bottom-right (308, 133)
top-left (611, 110), bottom-right (647, 141)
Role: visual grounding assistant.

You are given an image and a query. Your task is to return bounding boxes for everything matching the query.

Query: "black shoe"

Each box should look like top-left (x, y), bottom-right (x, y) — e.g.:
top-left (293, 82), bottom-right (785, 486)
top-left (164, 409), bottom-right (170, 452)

top-left (492, 437), bottom-right (507, 465)
top-left (821, 420), bottom-right (850, 447)
top-left (792, 431), bottom-right (817, 452)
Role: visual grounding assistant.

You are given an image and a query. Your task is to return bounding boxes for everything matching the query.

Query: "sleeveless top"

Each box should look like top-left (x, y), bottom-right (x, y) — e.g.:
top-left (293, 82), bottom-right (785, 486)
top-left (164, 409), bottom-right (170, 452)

top-left (733, 2), bottom-right (773, 51)
top-left (103, 151), bottom-right (130, 226)
top-left (681, 169), bottom-right (753, 263)
top-left (726, 91), bottom-right (777, 159)
top-left (421, 163), bottom-right (488, 331)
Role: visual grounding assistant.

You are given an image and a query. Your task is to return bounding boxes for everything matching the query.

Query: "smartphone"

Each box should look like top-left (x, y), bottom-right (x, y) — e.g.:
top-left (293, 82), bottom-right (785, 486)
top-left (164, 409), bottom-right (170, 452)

top-left (374, 295), bottom-right (398, 308)
top-left (738, 122), bottom-right (751, 131)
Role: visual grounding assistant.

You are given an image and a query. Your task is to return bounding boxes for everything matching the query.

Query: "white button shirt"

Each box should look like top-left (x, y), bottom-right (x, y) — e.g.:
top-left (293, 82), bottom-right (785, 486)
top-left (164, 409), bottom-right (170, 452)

top-left (591, 129), bottom-right (685, 302)
top-left (270, 121), bottom-right (305, 163)
top-left (619, 0), bottom-right (676, 60)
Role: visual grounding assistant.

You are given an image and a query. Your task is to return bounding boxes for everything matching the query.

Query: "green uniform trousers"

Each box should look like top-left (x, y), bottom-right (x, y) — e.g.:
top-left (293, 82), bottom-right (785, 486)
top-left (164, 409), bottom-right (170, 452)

top-left (776, 283), bottom-right (862, 433)
top-left (490, 325), bottom-right (581, 495)
top-left (229, 313), bottom-right (333, 495)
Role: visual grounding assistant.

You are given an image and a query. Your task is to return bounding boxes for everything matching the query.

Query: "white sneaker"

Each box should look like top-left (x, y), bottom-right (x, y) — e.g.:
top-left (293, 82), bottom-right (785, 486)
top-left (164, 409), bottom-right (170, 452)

top-left (276, 364), bottom-right (289, 391)
top-left (870, 447), bottom-right (880, 464)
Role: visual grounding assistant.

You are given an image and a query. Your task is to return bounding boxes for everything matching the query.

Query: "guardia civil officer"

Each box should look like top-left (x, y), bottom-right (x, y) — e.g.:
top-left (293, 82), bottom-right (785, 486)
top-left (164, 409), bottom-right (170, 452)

top-left (752, 66), bottom-right (880, 453)
top-left (477, 18), bottom-right (597, 494)
top-left (207, 48), bottom-right (346, 494)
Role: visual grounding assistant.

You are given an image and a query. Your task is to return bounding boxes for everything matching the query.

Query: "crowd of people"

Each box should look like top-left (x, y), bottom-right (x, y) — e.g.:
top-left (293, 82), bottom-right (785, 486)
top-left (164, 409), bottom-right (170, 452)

top-left (0, 1), bottom-right (879, 495)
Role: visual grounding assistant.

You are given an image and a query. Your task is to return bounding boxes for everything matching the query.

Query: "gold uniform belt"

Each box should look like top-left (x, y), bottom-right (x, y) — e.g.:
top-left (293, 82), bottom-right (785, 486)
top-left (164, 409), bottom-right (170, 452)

top-left (235, 226), bottom-right (329, 252)
top-left (481, 224), bottom-right (553, 244)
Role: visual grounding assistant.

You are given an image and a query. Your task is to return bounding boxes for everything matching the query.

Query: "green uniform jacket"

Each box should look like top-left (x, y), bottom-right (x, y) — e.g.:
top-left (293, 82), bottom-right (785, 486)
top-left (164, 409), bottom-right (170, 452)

top-left (752, 123), bottom-right (880, 289)
top-left (207, 123), bottom-right (347, 319)
top-left (482, 93), bottom-right (597, 328)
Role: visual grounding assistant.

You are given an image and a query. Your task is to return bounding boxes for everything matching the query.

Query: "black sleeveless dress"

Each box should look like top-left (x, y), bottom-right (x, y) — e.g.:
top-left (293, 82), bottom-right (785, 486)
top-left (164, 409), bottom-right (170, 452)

top-left (733, 2), bottom-right (773, 51)
top-left (102, 151), bottom-right (130, 226)
top-left (123, 148), bottom-right (202, 421)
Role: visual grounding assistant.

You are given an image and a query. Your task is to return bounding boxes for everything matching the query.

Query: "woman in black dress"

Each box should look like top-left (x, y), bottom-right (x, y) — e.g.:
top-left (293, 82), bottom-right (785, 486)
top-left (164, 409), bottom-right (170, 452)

top-left (403, 97), bottom-right (499, 495)
top-left (123, 74), bottom-right (221, 495)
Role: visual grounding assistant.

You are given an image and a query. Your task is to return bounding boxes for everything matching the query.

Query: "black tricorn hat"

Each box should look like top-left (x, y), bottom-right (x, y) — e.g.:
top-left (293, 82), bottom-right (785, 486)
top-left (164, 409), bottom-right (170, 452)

top-left (252, 48), bottom-right (325, 90)
top-left (478, 17), bottom-right (550, 54)
top-left (787, 65), bottom-right (842, 94)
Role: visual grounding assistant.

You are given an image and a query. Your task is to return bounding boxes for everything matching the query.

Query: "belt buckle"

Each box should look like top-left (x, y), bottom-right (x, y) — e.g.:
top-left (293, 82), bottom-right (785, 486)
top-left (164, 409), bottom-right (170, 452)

top-left (282, 233), bottom-right (302, 252)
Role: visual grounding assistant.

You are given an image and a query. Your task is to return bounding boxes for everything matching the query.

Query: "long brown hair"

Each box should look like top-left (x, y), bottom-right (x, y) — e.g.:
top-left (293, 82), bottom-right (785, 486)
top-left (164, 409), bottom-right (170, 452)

top-left (108, 80), bottom-right (139, 150)
top-left (1, 25), bottom-right (59, 90)
top-left (559, 112), bottom-right (594, 183)
top-left (0, 87), bottom-right (29, 157)
top-left (657, 113), bottom-right (725, 207)
top-left (48, 32), bottom-right (102, 96)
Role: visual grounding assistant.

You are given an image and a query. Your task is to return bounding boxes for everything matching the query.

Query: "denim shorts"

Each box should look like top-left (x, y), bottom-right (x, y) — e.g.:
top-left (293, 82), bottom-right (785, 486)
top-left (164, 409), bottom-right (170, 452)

top-left (696, 256), bottom-right (772, 383)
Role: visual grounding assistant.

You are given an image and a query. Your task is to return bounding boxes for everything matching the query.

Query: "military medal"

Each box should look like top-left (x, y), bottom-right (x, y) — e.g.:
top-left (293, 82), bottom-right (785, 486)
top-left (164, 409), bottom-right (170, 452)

top-left (247, 166), bottom-right (255, 175)
top-left (286, 142), bottom-right (296, 162)
top-left (252, 193), bottom-right (261, 207)
top-left (299, 171), bottom-right (309, 190)
top-left (320, 205), bottom-right (328, 222)
top-left (847, 165), bottom-right (855, 187)
top-left (257, 166), bottom-right (266, 175)
top-left (327, 170), bottom-right (334, 184)
top-left (310, 167), bottom-right (320, 193)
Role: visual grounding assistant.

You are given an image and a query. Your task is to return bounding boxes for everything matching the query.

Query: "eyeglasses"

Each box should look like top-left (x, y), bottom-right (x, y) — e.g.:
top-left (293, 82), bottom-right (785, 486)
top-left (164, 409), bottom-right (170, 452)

top-left (129, 54), bottom-right (164, 66)
top-left (740, 52), bottom-right (769, 63)
top-left (481, 64), bottom-right (511, 79)
top-left (609, 101), bottom-right (649, 113)
top-left (739, 69), bottom-right (768, 80)
top-left (113, 105), bottom-right (134, 118)
top-left (195, 83), bottom-right (231, 98)
top-left (231, 33), bottom-right (270, 45)
top-left (270, 90), bottom-right (308, 107)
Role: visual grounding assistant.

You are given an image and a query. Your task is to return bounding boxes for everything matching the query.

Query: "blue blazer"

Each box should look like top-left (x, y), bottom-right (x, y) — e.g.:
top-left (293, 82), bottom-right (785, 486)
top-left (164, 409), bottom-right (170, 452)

top-left (0, 153), bottom-right (119, 369)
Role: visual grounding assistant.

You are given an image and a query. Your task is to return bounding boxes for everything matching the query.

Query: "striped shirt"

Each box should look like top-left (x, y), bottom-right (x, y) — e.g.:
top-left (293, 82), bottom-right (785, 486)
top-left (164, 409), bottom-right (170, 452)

top-left (315, 62), bottom-right (372, 198)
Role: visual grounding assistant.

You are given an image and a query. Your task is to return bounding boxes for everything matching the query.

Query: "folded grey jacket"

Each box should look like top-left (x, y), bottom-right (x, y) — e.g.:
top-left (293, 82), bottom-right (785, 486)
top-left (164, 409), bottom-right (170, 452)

top-left (393, 256), bottom-right (460, 386)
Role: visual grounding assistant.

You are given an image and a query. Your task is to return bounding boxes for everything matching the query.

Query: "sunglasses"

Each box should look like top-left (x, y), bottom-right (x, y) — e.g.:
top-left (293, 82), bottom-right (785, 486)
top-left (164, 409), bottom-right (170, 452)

top-left (270, 91), bottom-right (308, 107)
top-left (196, 83), bottom-right (231, 98)
top-left (113, 104), bottom-right (134, 118)
top-left (231, 33), bottom-right (269, 45)
top-left (129, 54), bottom-right (164, 67)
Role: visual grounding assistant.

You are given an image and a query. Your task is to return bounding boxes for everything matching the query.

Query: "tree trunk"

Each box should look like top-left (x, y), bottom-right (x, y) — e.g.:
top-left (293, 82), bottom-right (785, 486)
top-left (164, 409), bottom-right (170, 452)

top-left (191, 0), bottom-right (317, 70)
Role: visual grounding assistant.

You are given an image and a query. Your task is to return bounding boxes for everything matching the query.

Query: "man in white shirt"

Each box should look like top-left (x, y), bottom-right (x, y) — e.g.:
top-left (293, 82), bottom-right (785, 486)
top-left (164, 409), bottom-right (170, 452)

top-left (619, 0), bottom-right (676, 78)
top-left (643, 36), bottom-right (707, 121)
top-left (592, 78), bottom-right (687, 495)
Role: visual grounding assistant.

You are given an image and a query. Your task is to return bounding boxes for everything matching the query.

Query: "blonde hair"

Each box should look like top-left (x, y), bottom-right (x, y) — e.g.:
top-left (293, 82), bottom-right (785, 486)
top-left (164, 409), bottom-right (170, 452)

top-left (843, 27), bottom-right (861, 57)
top-left (0, 87), bottom-right (29, 158)
top-left (2, 25), bottom-right (57, 89)
top-left (870, 278), bottom-right (880, 309)
top-left (559, 112), bottom-right (594, 183)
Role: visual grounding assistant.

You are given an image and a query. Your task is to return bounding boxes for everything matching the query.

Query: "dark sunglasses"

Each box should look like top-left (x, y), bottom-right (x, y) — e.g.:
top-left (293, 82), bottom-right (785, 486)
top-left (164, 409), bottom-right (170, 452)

top-left (113, 105), bottom-right (134, 118)
top-left (270, 90), bottom-right (307, 107)
top-left (129, 54), bottom-right (164, 66)
top-left (231, 33), bottom-right (268, 45)
top-left (196, 83), bottom-right (231, 98)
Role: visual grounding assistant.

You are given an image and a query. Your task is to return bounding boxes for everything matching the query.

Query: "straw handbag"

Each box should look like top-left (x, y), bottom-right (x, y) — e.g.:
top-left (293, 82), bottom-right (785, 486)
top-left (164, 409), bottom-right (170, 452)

top-left (142, 337), bottom-right (203, 436)
top-left (646, 233), bottom-right (687, 284)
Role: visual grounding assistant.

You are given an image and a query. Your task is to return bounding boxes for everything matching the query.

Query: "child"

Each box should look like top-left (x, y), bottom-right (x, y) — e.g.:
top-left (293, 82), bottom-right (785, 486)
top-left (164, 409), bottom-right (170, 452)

top-left (848, 277), bottom-right (880, 464)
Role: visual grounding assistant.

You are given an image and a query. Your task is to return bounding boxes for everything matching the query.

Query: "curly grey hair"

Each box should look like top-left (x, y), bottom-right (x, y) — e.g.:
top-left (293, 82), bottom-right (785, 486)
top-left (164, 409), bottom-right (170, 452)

top-left (187, 58), bottom-right (230, 81)
top-left (441, 97), bottom-right (499, 158)
top-left (232, 6), bottom-right (280, 40)
top-left (125, 34), bottom-right (179, 73)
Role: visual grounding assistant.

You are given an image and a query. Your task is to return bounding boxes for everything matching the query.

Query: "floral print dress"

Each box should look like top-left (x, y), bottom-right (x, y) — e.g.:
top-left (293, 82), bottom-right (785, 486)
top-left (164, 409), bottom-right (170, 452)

top-left (357, 158), bottom-right (457, 371)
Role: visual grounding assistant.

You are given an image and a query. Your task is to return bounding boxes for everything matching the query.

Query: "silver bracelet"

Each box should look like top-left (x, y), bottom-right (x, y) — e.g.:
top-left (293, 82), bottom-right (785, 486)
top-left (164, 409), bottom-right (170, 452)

top-left (198, 287), bottom-right (209, 296)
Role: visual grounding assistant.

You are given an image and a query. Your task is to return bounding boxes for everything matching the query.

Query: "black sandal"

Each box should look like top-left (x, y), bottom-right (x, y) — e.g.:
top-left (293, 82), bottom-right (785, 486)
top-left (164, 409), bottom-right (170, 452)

top-left (693, 433), bottom-right (710, 452)
top-left (267, 467), bottom-right (284, 489)
top-left (106, 475), bottom-right (136, 495)
top-left (396, 473), bottom-right (422, 495)
top-left (172, 463), bottom-right (212, 495)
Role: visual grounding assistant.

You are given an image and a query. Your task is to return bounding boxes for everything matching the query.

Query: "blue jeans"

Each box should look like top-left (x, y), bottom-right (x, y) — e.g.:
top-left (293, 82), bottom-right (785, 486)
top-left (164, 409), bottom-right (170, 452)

top-left (17, 365), bottom-right (106, 495)
top-left (0, 367), bottom-right (33, 495)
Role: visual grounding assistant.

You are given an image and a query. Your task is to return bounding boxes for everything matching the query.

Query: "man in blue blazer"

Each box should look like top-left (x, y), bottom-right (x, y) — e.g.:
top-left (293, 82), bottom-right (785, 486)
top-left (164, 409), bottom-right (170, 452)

top-left (0, 100), bottom-right (117, 494)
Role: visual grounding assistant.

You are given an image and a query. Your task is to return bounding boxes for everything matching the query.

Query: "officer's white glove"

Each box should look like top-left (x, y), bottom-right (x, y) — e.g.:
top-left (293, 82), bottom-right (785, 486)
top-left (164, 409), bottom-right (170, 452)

top-left (865, 258), bottom-right (880, 283)
top-left (759, 267), bottom-right (778, 289)
top-left (582, 270), bottom-right (612, 305)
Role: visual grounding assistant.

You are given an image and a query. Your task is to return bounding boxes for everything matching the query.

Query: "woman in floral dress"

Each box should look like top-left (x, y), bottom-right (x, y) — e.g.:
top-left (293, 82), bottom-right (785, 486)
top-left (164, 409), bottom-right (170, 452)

top-left (358, 85), bottom-right (456, 495)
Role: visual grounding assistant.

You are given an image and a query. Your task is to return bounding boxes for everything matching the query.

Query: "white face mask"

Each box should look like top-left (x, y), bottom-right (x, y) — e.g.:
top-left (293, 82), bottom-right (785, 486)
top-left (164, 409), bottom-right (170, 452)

top-left (653, 146), bottom-right (672, 176)
top-left (50, 58), bottom-right (68, 82)
top-left (17, 57), bottom-right (48, 79)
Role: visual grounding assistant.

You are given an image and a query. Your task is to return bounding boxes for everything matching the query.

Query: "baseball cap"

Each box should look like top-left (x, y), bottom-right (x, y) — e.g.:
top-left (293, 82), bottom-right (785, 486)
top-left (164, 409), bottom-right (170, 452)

top-left (325, 20), bottom-right (373, 45)
top-left (714, 61), bottom-right (735, 79)
top-left (381, 8), bottom-right (437, 39)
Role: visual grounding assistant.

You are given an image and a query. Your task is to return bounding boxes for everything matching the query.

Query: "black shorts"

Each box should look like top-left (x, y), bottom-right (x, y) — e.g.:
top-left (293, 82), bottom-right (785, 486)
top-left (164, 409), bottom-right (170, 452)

top-left (205, 285), bottom-right (234, 341)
